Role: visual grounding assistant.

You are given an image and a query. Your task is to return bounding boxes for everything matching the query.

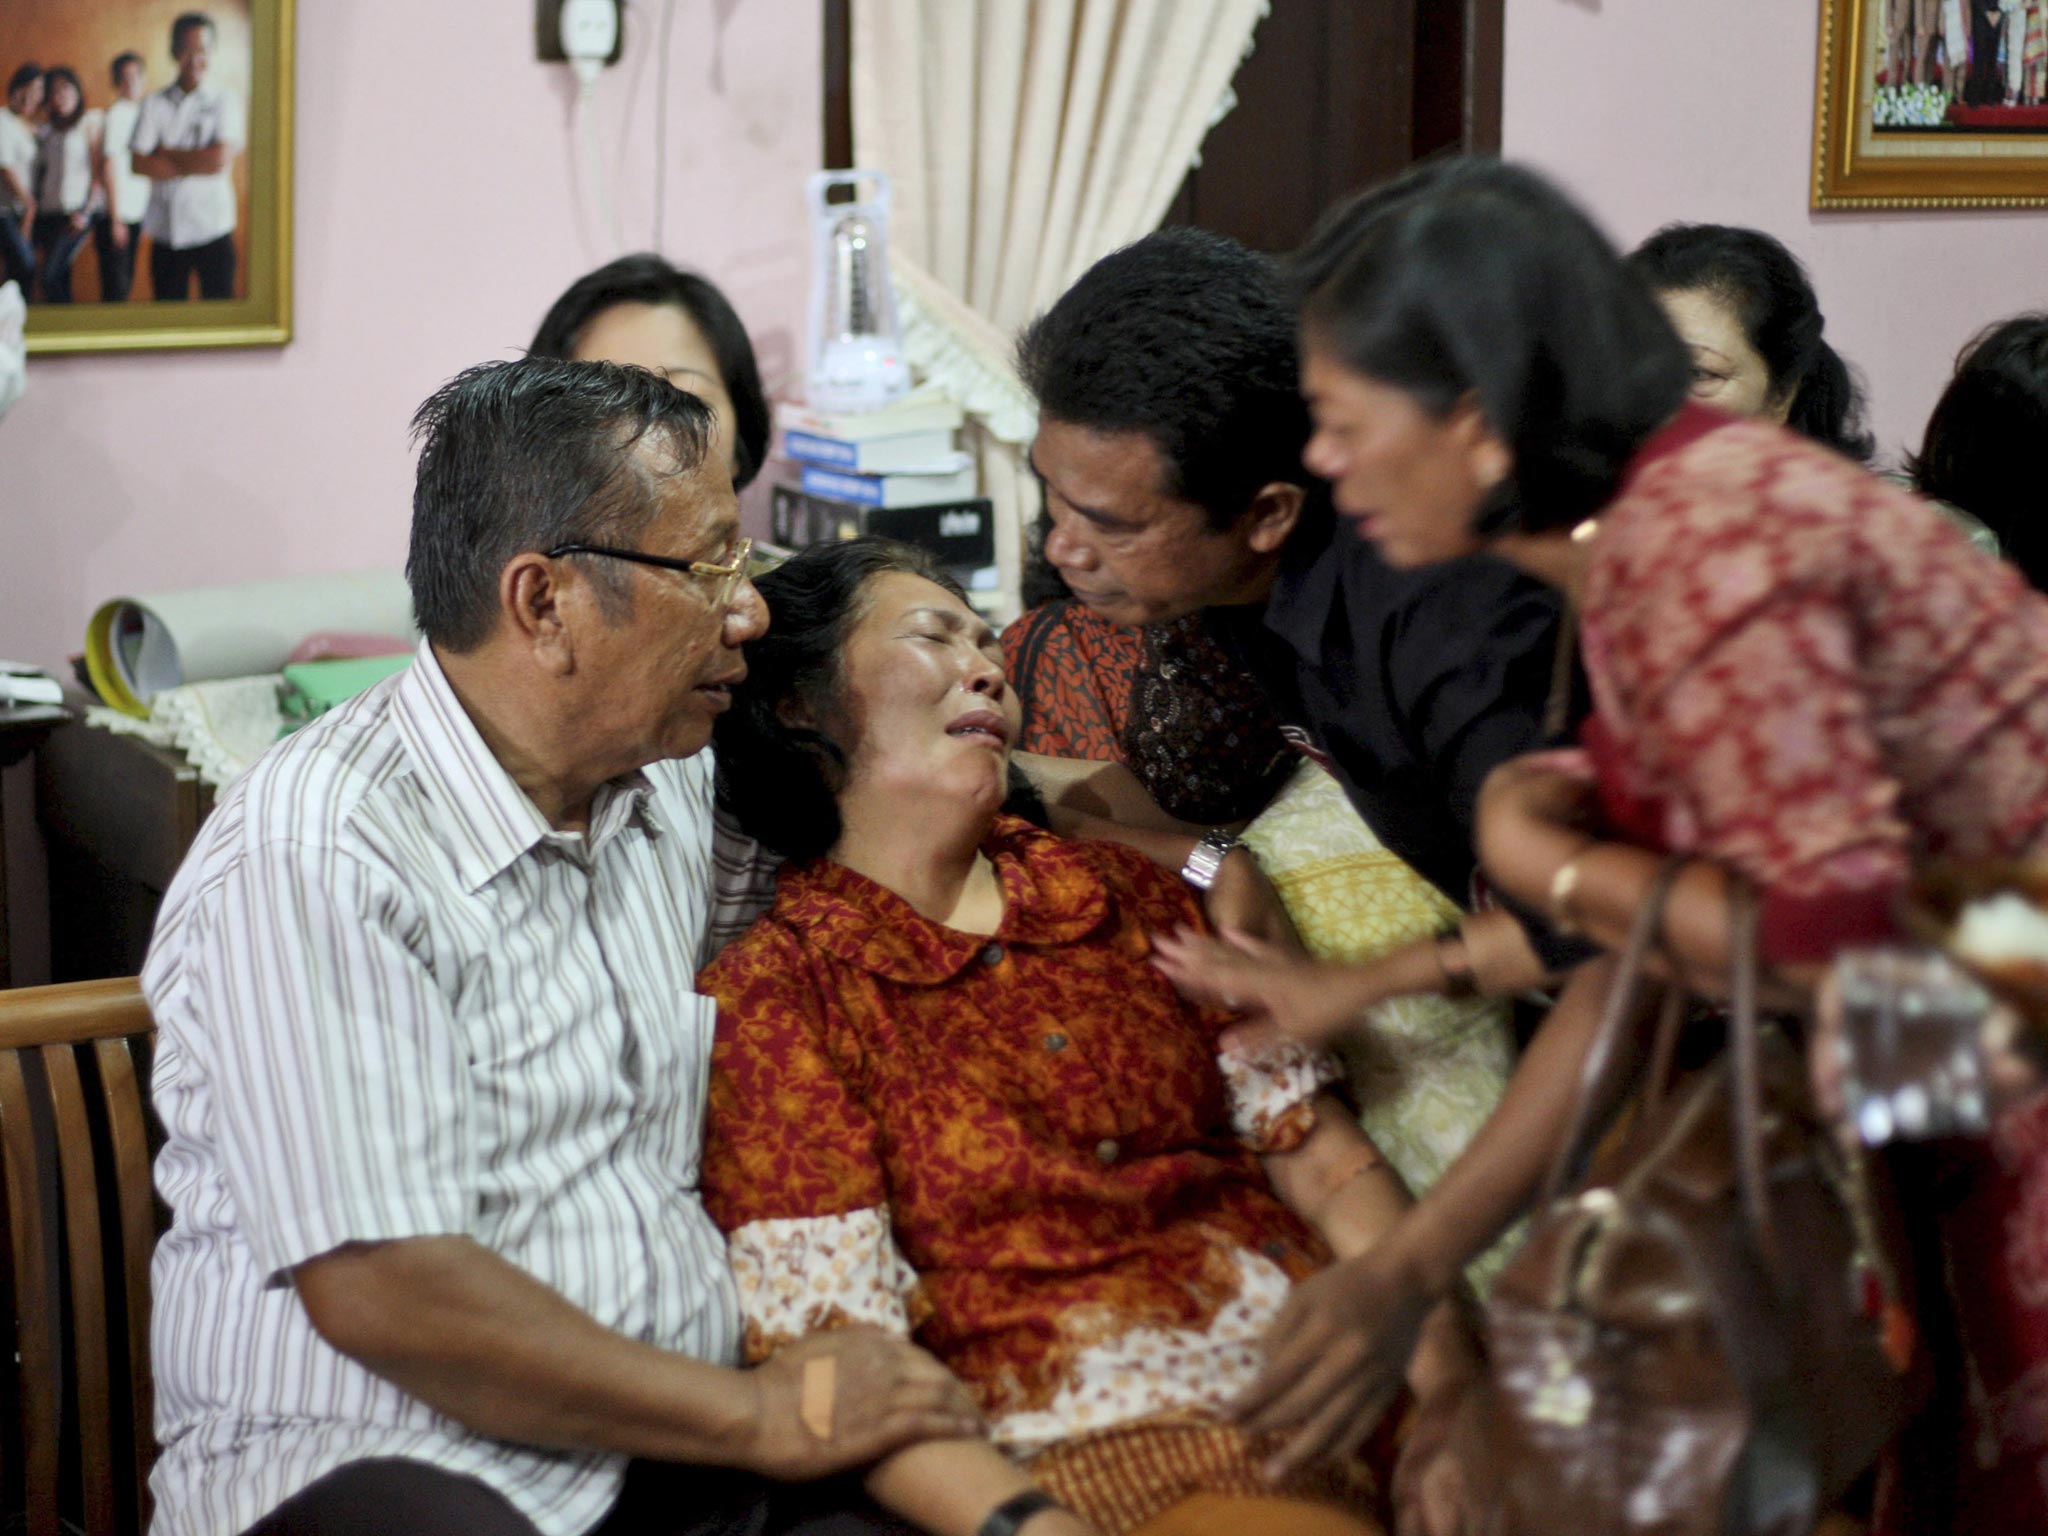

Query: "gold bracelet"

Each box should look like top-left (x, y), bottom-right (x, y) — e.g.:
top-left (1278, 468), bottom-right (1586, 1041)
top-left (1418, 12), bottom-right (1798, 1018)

top-left (1548, 843), bottom-right (1598, 938)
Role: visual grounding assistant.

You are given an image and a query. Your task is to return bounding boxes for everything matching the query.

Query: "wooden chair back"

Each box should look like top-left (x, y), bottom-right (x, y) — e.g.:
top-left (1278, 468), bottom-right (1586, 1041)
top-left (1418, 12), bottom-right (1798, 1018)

top-left (0, 977), bottom-right (160, 1536)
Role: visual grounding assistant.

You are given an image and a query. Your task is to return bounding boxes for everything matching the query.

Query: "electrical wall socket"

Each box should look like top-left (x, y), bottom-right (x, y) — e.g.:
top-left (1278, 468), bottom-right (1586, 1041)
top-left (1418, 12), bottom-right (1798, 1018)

top-left (535, 0), bottom-right (623, 65)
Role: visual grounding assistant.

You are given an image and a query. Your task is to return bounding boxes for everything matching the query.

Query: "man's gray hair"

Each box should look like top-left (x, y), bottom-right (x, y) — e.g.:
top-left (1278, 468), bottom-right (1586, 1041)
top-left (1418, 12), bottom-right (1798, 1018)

top-left (405, 357), bottom-right (714, 651)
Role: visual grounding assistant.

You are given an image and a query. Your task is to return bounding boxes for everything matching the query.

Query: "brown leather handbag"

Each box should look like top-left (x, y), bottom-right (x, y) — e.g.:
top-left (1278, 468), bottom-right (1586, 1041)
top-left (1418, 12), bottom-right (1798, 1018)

top-left (1448, 866), bottom-right (1909, 1535)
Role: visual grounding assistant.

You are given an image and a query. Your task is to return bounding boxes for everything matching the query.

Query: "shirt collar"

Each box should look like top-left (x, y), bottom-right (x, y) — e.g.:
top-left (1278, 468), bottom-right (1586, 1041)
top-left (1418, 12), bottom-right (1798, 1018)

top-left (769, 816), bottom-right (1112, 983)
top-left (389, 640), bottom-right (656, 892)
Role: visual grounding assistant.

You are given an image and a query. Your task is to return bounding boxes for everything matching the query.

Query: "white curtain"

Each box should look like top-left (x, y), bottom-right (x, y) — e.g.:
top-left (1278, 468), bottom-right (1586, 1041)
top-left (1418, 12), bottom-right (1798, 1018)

top-left (852, 0), bottom-right (1270, 618)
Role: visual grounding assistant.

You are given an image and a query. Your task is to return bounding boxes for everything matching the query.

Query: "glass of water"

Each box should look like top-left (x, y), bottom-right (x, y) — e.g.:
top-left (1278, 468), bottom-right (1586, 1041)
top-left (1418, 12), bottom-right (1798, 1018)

top-left (1831, 946), bottom-right (1993, 1145)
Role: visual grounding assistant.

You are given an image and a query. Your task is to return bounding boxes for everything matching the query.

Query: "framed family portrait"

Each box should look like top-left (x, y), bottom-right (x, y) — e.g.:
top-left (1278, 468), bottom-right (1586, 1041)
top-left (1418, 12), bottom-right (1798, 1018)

top-left (0, 0), bottom-right (293, 353)
top-left (1815, 0), bottom-right (2048, 207)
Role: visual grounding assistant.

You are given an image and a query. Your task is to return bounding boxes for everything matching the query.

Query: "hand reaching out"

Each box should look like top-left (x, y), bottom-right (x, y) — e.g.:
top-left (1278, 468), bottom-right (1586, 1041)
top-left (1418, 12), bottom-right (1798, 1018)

top-left (1228, 1251), bottom-right (1437, 1482)
top-left (1393, 1383), bottom-right (1476, 1536)
top-left (1151, 924), bottom-right (1380, 1053)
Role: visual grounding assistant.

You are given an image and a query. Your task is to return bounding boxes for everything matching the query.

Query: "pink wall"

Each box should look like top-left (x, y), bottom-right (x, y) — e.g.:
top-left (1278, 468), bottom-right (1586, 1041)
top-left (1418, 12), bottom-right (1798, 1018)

top-left (0, 0), bottom-right (821, 673)
top-left (1503, 0), bottom-right (2048, 472)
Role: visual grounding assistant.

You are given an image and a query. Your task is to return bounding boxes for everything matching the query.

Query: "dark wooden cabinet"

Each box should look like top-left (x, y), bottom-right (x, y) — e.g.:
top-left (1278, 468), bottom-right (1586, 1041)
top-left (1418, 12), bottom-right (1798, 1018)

top-left (1, 710), bottom-right (72, 988)
top-left (34, 719), bottom-right (214, 983)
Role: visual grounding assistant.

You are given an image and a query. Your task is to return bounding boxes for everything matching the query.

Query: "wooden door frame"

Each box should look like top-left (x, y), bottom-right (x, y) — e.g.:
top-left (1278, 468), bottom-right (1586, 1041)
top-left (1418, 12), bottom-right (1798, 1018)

top-left (820, 0), bottom-right (1504, 169)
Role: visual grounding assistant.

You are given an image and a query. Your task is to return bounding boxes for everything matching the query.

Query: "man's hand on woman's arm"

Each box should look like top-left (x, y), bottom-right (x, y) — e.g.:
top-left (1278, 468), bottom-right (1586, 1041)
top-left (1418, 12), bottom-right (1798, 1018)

top-left (294, 1234), bottom-right (982, 1478)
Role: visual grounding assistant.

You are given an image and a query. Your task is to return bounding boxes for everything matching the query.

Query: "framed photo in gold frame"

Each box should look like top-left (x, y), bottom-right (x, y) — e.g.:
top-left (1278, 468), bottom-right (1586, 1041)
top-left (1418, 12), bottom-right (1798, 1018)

top-left (1, 0), bottom-right (292, 353)
top-left (1815, 0), bottom-right (2048, 208)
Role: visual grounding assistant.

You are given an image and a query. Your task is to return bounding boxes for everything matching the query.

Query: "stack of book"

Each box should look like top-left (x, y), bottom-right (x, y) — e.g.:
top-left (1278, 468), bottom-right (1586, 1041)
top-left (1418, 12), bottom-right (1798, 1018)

top-left (769, 390), bottom-right (996, 594)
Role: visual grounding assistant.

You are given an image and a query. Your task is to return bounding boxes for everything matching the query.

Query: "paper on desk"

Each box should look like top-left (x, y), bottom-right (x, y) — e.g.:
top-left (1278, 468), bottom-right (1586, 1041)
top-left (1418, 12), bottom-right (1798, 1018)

top-left (86, 571), bottom-right (416, 717)
top-left (1, 662), bottom-right (64, 706)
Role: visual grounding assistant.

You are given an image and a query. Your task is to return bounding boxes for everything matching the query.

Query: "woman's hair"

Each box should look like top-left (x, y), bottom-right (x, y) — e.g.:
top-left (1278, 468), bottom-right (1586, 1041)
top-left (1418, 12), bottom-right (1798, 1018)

top-left (42, 66), bottom-right (84, 131)
top-left (1627, 222), bottom-right (1875, 462)
top-left (717, 538), bottom-right (1044, 864)
top-left (528, 253), bottom-right (770, 490)
top-left (1290, 157), bottom-right (1693, 536)
top-left (1908, 314), bottom-right (2048, 590)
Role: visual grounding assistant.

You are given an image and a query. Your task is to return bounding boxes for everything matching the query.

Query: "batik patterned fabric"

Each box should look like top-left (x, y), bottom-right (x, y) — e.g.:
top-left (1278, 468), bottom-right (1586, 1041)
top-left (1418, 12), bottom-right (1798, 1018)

top-left (1025, 1416), bottom-right (1379, 1535)
top-left (1580, 405), bottom-right (2048, 965)
top-left (1578, 404), bottom-right (2048, 1526)
top-left (1120, 610), bottom-right (1295, 826)
top-left (1003, 599), bottom-right (1144, 760)
top-left (698, 817), bottom-right (1340, 1457)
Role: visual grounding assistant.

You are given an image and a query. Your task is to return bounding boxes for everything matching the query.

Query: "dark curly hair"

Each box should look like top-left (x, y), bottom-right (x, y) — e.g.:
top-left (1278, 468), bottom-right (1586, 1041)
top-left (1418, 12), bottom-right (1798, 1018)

top-left (1909, 314), bottom-right (2048, 590)
top-left (530, 254), bottom-right (770, 490)
top-left (1290, 157), bottom-right (1692, 538)
top-left (1628, 222), bottom-right (1874, 463)
top-left (1014, 228), bottom-right (1312, 533)
top-left (715, 538), bottom-right (1044, 863)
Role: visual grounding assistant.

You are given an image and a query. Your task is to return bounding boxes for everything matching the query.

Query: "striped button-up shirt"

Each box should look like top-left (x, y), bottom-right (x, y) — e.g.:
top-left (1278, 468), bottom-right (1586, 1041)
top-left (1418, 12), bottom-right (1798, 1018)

top-left (143, 642), bottom-right (742, 1536)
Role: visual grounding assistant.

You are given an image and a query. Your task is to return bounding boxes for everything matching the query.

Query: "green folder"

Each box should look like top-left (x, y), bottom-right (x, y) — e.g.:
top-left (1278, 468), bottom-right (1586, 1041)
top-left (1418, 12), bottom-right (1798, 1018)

top-left (278, 654), bottom-right (412, 726)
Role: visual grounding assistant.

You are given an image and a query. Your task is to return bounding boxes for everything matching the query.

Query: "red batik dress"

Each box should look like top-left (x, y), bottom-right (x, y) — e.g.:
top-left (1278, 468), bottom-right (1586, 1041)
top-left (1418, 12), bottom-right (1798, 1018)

top-left (1578, 404), bottom-right (2048, 1524)
top-left (1002, 599), bottom-right (1144, 760)
top-left (699, 817), bottom-right (1367, 1532)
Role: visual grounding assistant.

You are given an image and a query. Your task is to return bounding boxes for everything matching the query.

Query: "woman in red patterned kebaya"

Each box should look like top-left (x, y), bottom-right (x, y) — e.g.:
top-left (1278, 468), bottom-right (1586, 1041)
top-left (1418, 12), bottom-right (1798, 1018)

top-left (1254, 156), bottom-right (2048, 1530)
top-left (697, 538), bottom-right (1475, 1536)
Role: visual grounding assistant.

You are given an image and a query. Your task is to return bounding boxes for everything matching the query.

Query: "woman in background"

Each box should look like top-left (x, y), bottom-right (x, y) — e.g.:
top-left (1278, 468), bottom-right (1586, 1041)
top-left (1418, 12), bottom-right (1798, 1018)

top-left (1627, 221), bottom-right (1875, 461)
top-left (530, 253), bottom-right (770, 490)
top-left (30, 66), bottom-right (101, 304)
top-left (1910, 312), bottom-right (2048, 587)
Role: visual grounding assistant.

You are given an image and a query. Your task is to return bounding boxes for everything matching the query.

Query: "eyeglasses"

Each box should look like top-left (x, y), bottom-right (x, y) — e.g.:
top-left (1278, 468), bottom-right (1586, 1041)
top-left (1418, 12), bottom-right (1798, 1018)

top-left (546, 536), bottom-right (755, 612)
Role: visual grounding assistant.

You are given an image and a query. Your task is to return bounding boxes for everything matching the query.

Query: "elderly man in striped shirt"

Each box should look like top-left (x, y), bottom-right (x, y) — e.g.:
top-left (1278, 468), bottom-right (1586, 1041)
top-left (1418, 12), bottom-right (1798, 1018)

top-left (142, 359), bottom-right (981, 1536)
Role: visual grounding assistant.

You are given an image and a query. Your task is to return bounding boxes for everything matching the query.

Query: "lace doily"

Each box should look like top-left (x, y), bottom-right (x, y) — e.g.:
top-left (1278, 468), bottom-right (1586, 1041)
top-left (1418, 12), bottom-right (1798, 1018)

top-left (86, 674), bottom-right (288, 790)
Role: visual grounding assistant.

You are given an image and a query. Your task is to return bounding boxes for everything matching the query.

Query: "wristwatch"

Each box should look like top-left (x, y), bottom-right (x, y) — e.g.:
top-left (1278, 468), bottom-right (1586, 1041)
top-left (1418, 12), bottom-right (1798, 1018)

top-left (1180, 829), bottom-right (1243, 892)
top-left (977, 1490), bottom-right (1064, 1536)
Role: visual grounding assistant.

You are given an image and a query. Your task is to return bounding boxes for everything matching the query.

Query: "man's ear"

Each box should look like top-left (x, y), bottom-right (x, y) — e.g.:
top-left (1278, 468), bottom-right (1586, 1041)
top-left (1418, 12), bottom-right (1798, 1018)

top-left (1242, 481), bottom-right (1306, 555)
top-left (503, 553), bottom-right (575, 675)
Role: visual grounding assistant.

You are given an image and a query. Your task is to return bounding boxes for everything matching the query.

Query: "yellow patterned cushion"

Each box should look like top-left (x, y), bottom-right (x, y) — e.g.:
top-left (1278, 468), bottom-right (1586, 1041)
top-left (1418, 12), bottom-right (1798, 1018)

top-left (1239, 762), bottom-right (1516, 1286)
